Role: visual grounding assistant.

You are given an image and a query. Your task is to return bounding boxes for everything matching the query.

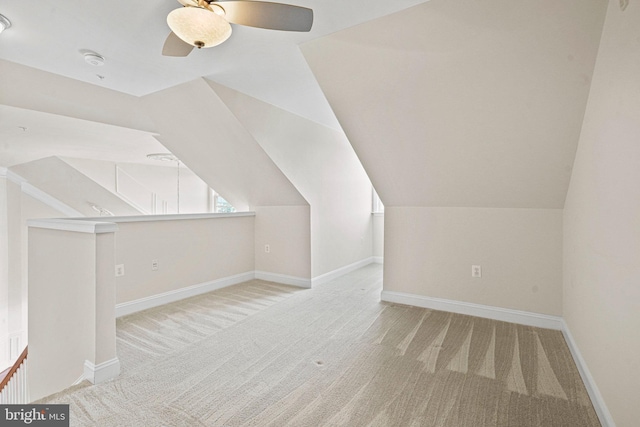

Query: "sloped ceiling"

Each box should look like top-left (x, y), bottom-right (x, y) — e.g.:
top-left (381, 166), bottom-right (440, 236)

top-left (208, 80), bottom-right (370, 205)
top-left (0, 104), bottom-right (167, 169)
top-left (0, 61), bottom-right (167, 169)
top-left (141, 78), bottom-right (308, 211)
top-left (1, 61), bottom-right (306, 211)
top-left (0, 60), bottom-right (155, 133)
top-left (11, 156), bottom-right (143, 217)
top-left (302, 0), bottom-right (607, 208)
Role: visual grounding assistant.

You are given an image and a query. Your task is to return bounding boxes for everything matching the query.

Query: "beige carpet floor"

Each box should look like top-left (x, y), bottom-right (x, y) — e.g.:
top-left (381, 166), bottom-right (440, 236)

top-left (41, 264), bottom-right (600, 426)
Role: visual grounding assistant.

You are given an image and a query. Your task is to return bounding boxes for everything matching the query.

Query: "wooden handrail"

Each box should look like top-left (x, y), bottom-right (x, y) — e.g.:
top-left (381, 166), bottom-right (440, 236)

top-left (0, 346), bottom-right (28, 392)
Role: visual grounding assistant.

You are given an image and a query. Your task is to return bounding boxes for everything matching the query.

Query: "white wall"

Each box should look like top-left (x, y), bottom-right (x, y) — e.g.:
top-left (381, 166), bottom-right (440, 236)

top-left (385, 207), bottom-right (563, 315)
top-left (20, 194), bottom-right (70, 341)
top-left (209, 81), bottom-right (374, 278)
top-left (563, 2), bottom-right (640, 425)
top-left (0, 176), bottom-right (52, 370)
top-left (301, 0), bottom-right (606, 313)
top-left (114, 216), bottom-right (255, 304)
top-left (0, 171), bottom-right (70, 372)
top-left (254, 206), bottom-right (311, 280)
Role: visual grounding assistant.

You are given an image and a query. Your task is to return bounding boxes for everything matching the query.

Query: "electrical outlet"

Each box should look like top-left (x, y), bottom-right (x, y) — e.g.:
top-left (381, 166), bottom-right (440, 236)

top-left (265, 244), bottom-right (270, 253)
top-left (472, 265), bottom-right (482, 278)
top-left (115, 264), bottom-right (125, 277)
top-left (151, 259), bottom-right (159, 271)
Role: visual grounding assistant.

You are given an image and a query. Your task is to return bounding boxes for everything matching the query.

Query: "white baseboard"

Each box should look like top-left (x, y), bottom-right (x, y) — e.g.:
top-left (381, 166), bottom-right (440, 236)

top-left (116, 271), bottom-right (255, 317)
top-left (561, 320), bottom-right (615, 427)
top-left (255, 271), bottom-right (311, 288)
top-left (116, 259), bottom-right (381, 317)
top-left (380, 290), bottom-right (614, 426)
top-left (311, 257), bottom-right (376, 287)
top-left (117, 260), bottom-right (380, 316)
top-left (380, 290), bottom-right (563, 330)
top-left (373, 256), bottom-right (384, 264)
top-left (83, 358), bottom-right (120, 385)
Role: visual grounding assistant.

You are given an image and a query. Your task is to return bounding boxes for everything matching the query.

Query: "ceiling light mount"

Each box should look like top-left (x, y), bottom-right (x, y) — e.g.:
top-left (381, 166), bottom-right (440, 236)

top-left (0, 14), bottom-right (11, 34)
top-left (147, 153), bottom-right (179, 162)
top-left (84, 52), bottom-right (105, 66)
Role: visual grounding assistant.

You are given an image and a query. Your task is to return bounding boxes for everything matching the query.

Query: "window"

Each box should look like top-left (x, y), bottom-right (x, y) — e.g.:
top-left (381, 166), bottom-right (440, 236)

top-left (215, 195), bottom-right (235, 213)
top-left (209, 189), bottom-right (236, 213)
top-left (372, 188), bottom-right (384, 213)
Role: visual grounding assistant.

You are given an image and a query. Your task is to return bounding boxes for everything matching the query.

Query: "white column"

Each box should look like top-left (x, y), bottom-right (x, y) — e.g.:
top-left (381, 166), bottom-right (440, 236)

top-left (27, 219), bottom-right (119, 401)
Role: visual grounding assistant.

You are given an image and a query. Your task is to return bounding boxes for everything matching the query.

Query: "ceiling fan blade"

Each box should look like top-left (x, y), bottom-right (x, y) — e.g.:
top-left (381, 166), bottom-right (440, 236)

top-left (214, 1), bottom-right (313, 32)
top-left (162, 31), bottom-right (195, 57)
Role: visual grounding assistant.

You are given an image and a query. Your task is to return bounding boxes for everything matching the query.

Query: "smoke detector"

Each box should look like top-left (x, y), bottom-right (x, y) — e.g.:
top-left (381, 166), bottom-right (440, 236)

top-left (84, 52), bottom-right (105, 66)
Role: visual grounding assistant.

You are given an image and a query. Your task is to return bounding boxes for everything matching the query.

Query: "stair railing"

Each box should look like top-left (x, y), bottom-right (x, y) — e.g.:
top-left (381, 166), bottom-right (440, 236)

top-left (0, 346), bottom-right (29, 404)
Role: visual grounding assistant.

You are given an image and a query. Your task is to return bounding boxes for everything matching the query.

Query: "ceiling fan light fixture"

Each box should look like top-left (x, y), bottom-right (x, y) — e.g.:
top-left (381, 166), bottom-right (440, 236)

top-left (167, 6), bottom-right (231, 49)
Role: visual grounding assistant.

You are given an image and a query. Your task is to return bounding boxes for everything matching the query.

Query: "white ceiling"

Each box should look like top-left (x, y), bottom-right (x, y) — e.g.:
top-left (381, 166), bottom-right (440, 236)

top-left (0, 0), bottom-right (427, 131)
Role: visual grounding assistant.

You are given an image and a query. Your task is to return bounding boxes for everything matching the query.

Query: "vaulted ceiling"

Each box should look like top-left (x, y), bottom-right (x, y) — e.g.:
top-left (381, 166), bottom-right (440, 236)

top-left (0, 0), bottom-right (609, 210)
top-left (0, 0), bottom-right (427, 131)
top-left (301, 0), bottom-right (607, 208)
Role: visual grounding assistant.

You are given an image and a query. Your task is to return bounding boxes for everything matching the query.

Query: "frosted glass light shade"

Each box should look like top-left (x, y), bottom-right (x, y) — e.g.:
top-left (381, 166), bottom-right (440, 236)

top-left (167, 7), bottom-right (231, 48)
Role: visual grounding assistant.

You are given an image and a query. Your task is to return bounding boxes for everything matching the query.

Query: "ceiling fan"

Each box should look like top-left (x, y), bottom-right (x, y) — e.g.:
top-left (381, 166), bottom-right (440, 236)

top-left (163, 0), bottom-right (313, 57)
